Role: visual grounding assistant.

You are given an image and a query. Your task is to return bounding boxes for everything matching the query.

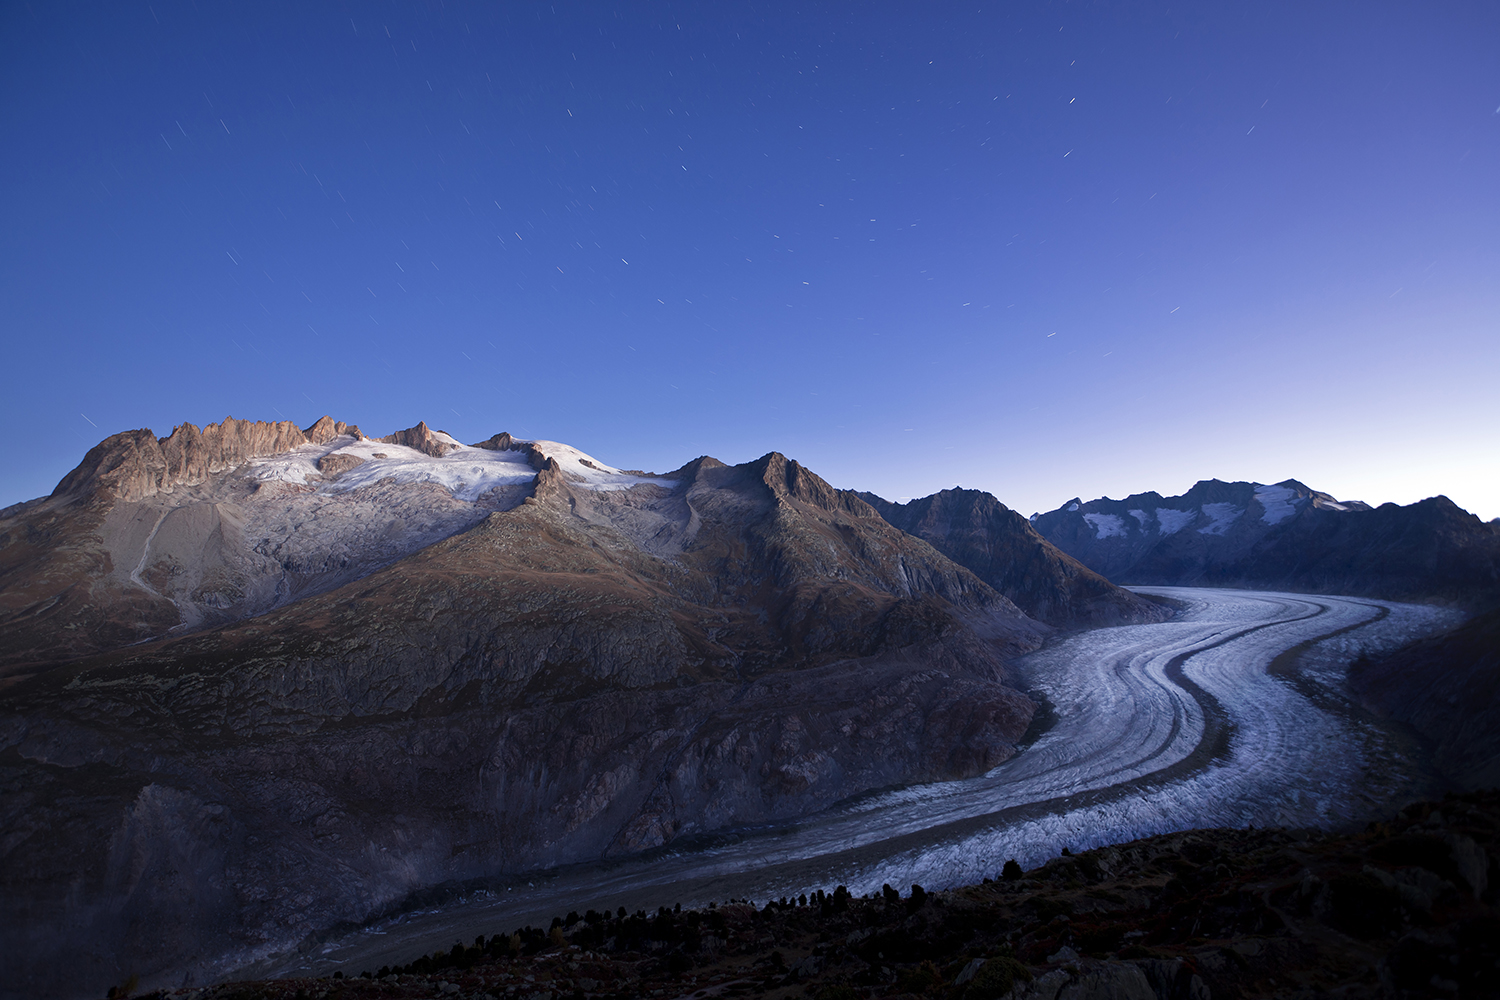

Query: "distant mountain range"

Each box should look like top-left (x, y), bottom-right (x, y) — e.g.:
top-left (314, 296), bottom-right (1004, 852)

top-left (857, 489), bottom-right (1169, 628)
top-left (1031, 478), bottom-right (1500, 606)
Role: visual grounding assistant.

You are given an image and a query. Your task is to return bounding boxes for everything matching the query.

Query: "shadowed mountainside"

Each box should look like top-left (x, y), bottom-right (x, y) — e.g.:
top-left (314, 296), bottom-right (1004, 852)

top-left (0, 420), bottom-right (1049, 999)
top-left (858, 488), bottom-right (1172, 628)
top-left (1351, 606), bottom-right (1500, 792)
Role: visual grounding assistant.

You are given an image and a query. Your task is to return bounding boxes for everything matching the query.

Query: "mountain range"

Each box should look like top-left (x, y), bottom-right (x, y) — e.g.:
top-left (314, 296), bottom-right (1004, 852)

top-left (0, 416), bottom-right (1172, 997)
top-left (3, 417), bottom-right (1495, 998)
top-left (1031, 478), bottom-right (1500, 606)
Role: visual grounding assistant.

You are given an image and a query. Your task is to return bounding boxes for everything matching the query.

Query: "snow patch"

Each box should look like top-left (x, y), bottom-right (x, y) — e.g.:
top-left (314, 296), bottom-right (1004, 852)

top-left (1066, 502), bottom-right (1080, 512)
top-left (1083, 513), bottom-right (1128, 539)
top-left (1197, 502), bottom-right (1244, 535)
top-left (529, 440), bottom-right (676, 491)
top-left (1155, 508), bottom-right (1196, 535)
top-left (1254, 484), bottom-right (1299, 525)
top-left (249, 437), bottom-right (536, 502)
top-left (1128, 509), bottom-right (1151, 528)
top-left (245, 434), bottom-right (674, 502)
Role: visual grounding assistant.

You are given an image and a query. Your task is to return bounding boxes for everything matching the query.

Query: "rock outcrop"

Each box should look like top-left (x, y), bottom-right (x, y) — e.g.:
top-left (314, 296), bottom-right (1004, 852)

top-left (379, 420), bottom-right (461, 457)
top-left (0, 422), bottom-right (1050, 998)
top-left (53, 417), bottom-right (314, 503)
top-left (859, 488), bottom-right (1172, 627)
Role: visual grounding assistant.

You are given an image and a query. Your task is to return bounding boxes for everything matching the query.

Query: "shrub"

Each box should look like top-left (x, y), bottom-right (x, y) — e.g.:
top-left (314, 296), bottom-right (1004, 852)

top-left (896, 960), bottom-right (943, 993)
top-left (1002, 859), bottom-right (1023, 881)
top-left (968, 956), bottom-right (1033, 1000)
top-left (814, 987), bottom-right (859, 1000)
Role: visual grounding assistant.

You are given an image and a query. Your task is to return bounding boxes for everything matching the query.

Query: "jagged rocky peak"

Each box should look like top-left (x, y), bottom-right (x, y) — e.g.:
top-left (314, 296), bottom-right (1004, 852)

top-left (758, 451), bottom-right (876, 517)
top-left (303, 415), bottom-right (363, 445)
top-left (378, 420), bottom-right (463, 458)
top-left (49, 416), bottom-right (355, 503)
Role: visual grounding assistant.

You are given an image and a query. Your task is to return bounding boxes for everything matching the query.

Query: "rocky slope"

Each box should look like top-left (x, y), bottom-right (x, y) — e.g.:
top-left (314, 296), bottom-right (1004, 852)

top-left (0, 419), bottom-right (1050, 999)
top-left (857, 489), bottom-right (1171, 628)
top-left (110, 791), bottom-right (1500, 1000)
top-left (1031, 479), bottom-right (1500, 606)
top-left (1351, 606), bottom-right (1500, 792)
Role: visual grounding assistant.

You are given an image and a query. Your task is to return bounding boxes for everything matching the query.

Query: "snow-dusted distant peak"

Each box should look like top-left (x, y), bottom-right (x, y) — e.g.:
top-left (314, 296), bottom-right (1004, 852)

top-left (1197, 502), bottom-right (1244, 535)
top-left (1083, 512), bottom-right (1128, 539)
top-left (1156, 508), bottom-right (1196, 535)
top-left (1254, 484), bottom-right (1300, 525)
top-left (529, 439), bottom-right (676, 491)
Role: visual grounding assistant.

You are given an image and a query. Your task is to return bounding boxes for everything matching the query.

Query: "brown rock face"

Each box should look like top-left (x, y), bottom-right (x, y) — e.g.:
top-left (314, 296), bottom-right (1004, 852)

top-left (860, 488), bottom-right (1171, 627)
top-left (304, 415), bottom-right (363, 444)
top-left (48, 415), bottom-right (363, 504)
top-left (0, 416), bottom-right (494, 674)
top-left (380, 420), bottom-right (461, 457)
top-left (0, 426), bottom-right (1048, 998)
top-left (315, 452), bottom-right (365, 477)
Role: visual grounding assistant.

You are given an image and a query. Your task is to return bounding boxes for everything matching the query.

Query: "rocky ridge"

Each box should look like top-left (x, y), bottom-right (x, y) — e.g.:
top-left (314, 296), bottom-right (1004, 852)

top-left (0, 419), bottom-right (1050, 999)
top-left (858, 489), bottom-right (1171, 628)
top-left (0, 418), bottom-right (532, 671)
top-left (1031, 479), bottom-right (1500, 606)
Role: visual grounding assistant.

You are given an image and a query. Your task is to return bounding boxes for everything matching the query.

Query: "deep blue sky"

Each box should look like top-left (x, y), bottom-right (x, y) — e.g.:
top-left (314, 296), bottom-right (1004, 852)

top-left (3, 2), bottom-right (1497, 518)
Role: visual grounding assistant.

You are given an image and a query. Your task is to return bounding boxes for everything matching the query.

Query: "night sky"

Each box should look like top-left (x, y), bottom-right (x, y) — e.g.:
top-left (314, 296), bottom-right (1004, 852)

top-left (3, 2), bottom-right (1497, 518)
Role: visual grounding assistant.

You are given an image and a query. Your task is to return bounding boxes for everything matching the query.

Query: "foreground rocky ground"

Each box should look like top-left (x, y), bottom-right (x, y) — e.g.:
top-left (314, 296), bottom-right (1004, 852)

top-left (125, 791), bottom-right (1498, 1000)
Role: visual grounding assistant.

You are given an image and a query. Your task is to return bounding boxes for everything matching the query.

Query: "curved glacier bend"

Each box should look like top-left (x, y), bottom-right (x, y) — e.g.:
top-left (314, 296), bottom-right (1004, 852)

top-left (246, 587), bottom-right (1458, 982)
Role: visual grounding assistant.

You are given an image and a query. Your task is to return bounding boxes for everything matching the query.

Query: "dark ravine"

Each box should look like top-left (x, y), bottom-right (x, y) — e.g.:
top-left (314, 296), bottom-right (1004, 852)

top-left (0, 420), bottom-right (1051, 1000)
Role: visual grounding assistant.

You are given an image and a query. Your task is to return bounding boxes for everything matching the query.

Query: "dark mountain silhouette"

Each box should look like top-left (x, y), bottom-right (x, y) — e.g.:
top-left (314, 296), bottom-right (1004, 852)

top-left (857, 488), bottom-right (1171, 627)
top-left (1031, 479), bottom-right (1500, 606)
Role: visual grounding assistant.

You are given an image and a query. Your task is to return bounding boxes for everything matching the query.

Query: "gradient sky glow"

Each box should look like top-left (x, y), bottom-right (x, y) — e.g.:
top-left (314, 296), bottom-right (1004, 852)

top-left (3, 2), bottom-right (1497, 519)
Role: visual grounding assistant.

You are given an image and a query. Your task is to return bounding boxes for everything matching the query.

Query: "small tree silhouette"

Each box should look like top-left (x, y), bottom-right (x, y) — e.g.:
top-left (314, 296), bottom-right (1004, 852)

top-left (1002, 858), bottom-right (1024, 881)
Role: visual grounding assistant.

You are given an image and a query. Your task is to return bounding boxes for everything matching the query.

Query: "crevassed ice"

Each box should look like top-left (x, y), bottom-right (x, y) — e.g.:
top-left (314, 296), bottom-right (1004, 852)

top-left (1155, 508), bottom-right (1196, 534)
top-left (1254, 484), bottom-right (1299, 525)
top-left (246, 435), bottom-right (674, 502)
top-left (1197, 502), bottom-right (1243, 535)
top-left (1083, 512), bottom-right (1128, 539)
